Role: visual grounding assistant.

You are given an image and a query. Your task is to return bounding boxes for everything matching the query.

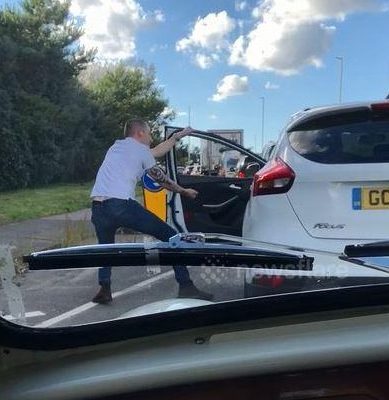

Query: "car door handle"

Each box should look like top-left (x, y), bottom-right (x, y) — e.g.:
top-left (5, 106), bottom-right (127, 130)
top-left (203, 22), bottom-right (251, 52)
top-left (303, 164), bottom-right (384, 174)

top-left (203, 196), bottom-right (239, 210)
top-left (229, 184), bottom-right (242, 190)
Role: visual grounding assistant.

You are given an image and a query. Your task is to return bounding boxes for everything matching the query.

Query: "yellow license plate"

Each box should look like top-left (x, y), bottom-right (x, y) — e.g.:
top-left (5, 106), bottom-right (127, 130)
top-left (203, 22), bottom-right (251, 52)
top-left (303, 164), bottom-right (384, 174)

top-left (354, 187), bottom-right (389, 210)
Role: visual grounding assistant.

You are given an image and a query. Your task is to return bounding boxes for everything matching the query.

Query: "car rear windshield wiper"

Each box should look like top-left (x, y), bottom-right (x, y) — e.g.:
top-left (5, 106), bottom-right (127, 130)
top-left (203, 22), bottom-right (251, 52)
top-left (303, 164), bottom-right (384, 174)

top-left (344, 241), bottom-right (389, 258)
top-left (24, 233), bottom-right (314, 271)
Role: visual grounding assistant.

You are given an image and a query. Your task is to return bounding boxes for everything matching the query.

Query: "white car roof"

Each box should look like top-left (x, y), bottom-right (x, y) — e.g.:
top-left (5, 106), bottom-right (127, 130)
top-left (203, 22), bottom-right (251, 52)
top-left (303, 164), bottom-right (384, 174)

top-left (286, 99), bottom-right (389, 132)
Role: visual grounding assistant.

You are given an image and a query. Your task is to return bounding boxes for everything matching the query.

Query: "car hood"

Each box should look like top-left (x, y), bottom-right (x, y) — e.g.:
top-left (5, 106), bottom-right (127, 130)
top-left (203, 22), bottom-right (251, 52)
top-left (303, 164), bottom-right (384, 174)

top-left (120, 298), bottom-right (214, 318)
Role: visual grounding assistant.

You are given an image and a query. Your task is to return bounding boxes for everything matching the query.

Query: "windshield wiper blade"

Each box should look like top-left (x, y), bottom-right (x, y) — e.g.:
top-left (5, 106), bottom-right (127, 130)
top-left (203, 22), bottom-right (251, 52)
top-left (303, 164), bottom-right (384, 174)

top-left (344, 241), bottom-right (389, 257)
top-left (24, 234), bottom-right (314, 271)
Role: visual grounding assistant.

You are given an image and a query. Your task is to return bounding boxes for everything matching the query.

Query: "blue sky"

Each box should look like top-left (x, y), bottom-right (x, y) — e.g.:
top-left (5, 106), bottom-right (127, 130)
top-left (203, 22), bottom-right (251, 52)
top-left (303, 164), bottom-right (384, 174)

top-left (3, 0), bottom-right (389, 151)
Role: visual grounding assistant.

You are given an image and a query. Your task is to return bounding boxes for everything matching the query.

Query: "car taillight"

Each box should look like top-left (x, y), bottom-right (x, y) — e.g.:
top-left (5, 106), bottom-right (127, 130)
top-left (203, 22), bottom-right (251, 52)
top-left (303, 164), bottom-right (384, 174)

top-left (238, 171), bottom-right (246, 178)
top-left (252, 157), bottom-right (295, 196)
top-left (371, 102), bottom-right (389, 112)
top-left (252, 275), bottom-right (285, 288)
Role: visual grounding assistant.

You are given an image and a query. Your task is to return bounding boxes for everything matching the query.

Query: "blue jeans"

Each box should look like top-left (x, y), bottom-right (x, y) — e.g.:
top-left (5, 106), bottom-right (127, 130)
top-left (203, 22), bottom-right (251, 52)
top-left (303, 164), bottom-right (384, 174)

top-left (91, 198), bottom-right (192, 287)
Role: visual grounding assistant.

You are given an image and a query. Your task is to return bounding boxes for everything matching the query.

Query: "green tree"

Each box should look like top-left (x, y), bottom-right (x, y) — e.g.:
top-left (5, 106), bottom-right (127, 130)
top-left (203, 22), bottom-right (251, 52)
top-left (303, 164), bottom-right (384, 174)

top-left (0, 0), bottom-right (174, 191)
top-left (176, 142), bottom-right (189, 166)
top-left (0, 0), bottom-right (97, 189)
top-left (85, 63), bottom-right (174, 145)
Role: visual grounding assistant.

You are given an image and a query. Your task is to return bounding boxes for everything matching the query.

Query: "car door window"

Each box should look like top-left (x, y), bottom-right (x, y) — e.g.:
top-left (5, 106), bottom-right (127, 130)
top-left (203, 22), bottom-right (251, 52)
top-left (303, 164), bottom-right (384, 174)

top-left (176, 136), bottom-right (259, 180)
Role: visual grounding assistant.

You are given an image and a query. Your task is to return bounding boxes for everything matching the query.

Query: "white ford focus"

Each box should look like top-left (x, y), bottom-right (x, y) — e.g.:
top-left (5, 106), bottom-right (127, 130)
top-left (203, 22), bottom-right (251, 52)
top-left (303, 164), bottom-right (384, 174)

top-left (243, 101), bottom-right (389, 253)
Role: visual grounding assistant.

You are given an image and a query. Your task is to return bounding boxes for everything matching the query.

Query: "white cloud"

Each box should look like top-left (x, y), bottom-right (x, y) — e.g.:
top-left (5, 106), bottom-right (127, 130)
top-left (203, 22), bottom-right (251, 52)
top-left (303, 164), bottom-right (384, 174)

top-left (209, 114), bottom-right (218, 120)
top-left (210, 74), bottom-right (249, 102)
top-left (162, 108), bottom-right (188, 118)
top-left (177, 11), bottom-right (235, 51)
top-left (161, 106), bottom-right (174, 117)
top-left (176, 0), bottom-right (385, 73)
top-left (237, 19), bottom-right (246, 29)
top-left (235, 1), bottom-right (248, 12)
top-left (154, 9), bottom-right (165, 23)
top-left (251, 6), bottom-right (261, 18)
top-left (265, 81), bottom-right (280, 90)
top-left (254, 0), bottom-right (383, 22)
top-left (195, 53), bottom-right (220, 69)
top-left (176, 11), bottom-right (235, 68)
top-left (230, 0), bottom-right (384, 75)
top-left (68, 0), bottom-right (164, 60)
top-left (195, 54), bottom-right (213, 69)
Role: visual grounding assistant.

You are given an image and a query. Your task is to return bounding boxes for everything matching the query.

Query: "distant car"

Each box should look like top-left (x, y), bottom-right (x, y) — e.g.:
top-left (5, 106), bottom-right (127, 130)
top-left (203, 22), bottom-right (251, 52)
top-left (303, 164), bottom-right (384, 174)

top-left (243, 101), bottom-right (389, 253)
top-left (260, 140), bottom-right (276, 161)
top-left (177, 166), bottom-right (185, 174)
top-left (190, 164), bottom-right (202, 175)
top-left (183, 165), bottom-right (194, 175)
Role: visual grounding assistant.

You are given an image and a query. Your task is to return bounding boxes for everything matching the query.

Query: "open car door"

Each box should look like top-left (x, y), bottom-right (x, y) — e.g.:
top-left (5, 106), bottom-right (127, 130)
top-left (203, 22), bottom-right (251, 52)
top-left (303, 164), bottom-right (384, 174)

top-left (165, 126), bottom-right (265, 236)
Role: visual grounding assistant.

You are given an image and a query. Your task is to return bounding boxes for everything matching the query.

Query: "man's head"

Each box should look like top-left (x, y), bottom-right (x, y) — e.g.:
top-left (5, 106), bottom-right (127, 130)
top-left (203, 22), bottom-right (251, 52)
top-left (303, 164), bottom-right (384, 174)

top-left (124, 119), bottom-right (152, 146)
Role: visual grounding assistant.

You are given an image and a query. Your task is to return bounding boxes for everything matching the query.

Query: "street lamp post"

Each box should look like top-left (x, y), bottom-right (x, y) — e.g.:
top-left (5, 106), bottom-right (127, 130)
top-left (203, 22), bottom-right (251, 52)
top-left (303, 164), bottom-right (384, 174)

top-left (188, 106), bottom-right (191, 163)
top-left (259, 96), bottom-right (265, 152)
top-left (336, 56), bottom-right (344, 103)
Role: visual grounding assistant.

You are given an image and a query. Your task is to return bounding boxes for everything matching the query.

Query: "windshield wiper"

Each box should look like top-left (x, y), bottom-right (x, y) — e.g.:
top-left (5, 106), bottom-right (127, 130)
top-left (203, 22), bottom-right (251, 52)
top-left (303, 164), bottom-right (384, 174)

top-left (344, 241), bottom-right (389, 258)
top-left (24, 233), bottom-right (314, 271)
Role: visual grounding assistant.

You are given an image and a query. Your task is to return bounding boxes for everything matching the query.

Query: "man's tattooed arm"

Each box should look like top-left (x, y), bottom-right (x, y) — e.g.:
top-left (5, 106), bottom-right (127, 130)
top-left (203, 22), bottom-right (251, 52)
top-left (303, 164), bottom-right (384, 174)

top-left (147, 166), bottom-right (184, 193)
top-left (146, 166), bottom-right (198, 199)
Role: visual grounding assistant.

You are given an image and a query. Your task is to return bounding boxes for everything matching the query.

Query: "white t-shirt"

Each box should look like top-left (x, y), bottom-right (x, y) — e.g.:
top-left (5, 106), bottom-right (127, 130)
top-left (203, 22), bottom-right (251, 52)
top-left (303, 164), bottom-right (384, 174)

top-left (91, 137), bottom-right (156, 200)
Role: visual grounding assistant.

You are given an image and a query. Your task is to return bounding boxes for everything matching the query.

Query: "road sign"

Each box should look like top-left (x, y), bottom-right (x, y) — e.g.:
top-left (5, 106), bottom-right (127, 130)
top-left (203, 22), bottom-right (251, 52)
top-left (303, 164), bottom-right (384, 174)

top-left (142, 173), bottom-right (162, 192)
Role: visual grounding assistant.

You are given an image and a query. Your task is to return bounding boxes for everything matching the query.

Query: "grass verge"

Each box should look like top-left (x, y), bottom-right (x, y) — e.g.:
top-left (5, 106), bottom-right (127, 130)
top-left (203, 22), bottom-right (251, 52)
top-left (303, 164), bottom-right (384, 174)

top-left (0, 183), bottom-right (144, 225)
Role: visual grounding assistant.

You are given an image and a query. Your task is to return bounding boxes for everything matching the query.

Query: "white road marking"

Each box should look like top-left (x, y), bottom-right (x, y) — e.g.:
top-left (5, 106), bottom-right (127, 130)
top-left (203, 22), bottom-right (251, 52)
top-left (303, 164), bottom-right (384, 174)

top-left (3, 311), bottom-right (45, 321)
top-left (35, 270), bottom-right (174, 328)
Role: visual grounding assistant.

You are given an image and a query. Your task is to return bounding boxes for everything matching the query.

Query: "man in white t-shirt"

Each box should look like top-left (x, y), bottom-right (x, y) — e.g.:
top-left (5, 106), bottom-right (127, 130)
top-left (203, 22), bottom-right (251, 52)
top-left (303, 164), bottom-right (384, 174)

top-left (90, 119), bottom-right (212, 304)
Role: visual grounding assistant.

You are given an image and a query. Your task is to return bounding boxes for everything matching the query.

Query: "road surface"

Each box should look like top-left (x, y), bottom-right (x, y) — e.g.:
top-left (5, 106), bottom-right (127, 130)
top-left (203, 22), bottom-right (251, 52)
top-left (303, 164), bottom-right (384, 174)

top-left (1, 255), bottom-right (245, 328)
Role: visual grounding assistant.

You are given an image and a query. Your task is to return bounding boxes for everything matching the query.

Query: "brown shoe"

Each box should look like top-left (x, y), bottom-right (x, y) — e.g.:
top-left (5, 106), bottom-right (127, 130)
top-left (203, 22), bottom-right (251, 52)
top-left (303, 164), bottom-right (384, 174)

top-left (92, 285), bottom-right (112, 304)
top-left (178, 284), bottom-right (213, 301)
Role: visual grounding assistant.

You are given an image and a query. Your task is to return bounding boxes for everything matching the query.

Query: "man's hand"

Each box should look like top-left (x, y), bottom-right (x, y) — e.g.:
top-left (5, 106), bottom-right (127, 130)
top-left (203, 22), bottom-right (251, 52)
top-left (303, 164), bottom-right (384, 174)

top-left (181, 188), bottom-right (198, 199)
top-left (172, 126), bottom-right (193, 141)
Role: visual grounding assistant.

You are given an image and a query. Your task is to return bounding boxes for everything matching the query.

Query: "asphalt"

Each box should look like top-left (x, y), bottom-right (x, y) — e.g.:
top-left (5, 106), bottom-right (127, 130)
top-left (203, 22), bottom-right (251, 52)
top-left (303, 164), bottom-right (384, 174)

top-left (0, 207), bottom-right (245, 328)
top-left (1, 265), bottom-right (244, 328)
top-left (0, 208), bottom-right (95, 257)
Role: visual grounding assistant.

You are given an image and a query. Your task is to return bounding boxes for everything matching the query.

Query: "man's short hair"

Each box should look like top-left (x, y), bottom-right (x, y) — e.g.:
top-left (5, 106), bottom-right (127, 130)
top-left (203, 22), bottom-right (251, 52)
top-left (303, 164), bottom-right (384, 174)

top-left (124, 119), bottom-right (149, 137)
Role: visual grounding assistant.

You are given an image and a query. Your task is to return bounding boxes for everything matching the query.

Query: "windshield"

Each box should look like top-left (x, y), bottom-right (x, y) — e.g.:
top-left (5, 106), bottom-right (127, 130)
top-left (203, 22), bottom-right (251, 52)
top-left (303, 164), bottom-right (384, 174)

top-left (1, 1), bottom-right (389, 335)
top-left (289, 119), bottom-right (389, 164)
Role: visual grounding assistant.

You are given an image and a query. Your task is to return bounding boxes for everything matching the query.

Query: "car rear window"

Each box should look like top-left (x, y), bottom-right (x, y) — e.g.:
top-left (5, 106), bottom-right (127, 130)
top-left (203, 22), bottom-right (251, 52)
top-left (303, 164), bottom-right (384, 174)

top-left (288, 120), bottom-right (389, 164)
